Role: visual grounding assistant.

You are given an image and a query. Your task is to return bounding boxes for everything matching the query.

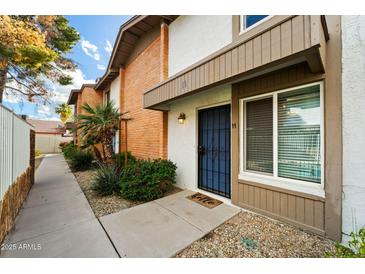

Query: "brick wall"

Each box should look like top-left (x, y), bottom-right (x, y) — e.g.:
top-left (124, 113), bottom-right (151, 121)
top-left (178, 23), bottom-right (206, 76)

top-left (76, 86), bottom-right (103, 145)
top-left (119, 27), bottom-right (168, 160)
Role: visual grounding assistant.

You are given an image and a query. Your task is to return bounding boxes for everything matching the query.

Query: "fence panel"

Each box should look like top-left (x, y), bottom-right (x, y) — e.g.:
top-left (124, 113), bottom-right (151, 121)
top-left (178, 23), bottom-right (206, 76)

top-left (0, 104), bottom-right (32, 201)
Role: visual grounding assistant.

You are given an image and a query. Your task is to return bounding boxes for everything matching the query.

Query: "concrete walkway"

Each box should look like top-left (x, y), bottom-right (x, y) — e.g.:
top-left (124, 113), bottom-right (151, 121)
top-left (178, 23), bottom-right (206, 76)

top-left (100, 190), bottom-right (240, 257)
top-left (0, 154), bottom-right (118, 258)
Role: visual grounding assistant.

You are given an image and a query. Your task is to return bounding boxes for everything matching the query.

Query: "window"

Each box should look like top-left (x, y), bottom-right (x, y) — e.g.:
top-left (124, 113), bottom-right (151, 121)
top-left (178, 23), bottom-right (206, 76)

top-left (240, 15), bottom-right (269, 32)
top-left (241, 82), bottom-right (323, 189)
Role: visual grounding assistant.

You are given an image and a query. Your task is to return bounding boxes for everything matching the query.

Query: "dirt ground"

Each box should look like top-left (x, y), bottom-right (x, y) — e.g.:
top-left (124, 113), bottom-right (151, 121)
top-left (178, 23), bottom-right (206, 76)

top-left (176, 211), bottom-right (336, 258)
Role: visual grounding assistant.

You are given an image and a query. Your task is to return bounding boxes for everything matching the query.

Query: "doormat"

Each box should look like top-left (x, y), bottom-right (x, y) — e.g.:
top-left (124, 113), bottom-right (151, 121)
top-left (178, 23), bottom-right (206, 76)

top-left (186, 192), bottom-right (223, 209)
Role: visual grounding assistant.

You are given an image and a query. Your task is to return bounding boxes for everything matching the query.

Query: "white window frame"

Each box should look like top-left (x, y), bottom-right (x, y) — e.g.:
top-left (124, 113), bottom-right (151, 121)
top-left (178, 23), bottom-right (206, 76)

top-left (239, 15), bottom-right (273, 34)
top-left (239, 81), bottom-right (325, 197)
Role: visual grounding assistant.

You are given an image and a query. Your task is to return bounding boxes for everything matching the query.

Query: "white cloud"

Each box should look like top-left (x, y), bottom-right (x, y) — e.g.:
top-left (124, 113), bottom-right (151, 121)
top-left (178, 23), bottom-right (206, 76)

top-left (97, 64), bottom-right (106, 70)
top-left (80, 39), bottom-right (100, 61)
top-left (104, 40), bottom-right (113, 54)
top-left (4, 68), bottom-right (95, 121)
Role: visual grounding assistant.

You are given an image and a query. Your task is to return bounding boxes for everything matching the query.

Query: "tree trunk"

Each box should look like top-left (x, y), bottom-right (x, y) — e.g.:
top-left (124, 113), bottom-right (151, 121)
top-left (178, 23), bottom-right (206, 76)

top-left (0, 65), bottom-right (8, 104)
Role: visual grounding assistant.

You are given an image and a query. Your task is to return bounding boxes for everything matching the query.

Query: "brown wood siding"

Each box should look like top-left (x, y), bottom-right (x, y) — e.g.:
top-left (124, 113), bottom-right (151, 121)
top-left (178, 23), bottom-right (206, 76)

top-left (236, 181), bottom-right (325, 234)
top-left (144, 15), bottom-right (327, 108)
top-left (232, 63), bottom-right (327, 235)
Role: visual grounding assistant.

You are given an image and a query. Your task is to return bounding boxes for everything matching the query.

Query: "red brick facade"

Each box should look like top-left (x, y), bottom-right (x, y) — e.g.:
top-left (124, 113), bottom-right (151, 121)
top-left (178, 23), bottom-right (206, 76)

top-left (117, 23), bottom-right (169, 160)
top-left (75, 85), bottom-right (103, 145)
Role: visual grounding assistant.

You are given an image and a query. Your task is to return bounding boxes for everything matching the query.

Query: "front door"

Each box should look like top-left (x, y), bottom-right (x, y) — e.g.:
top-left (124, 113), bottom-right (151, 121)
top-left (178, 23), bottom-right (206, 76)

top-left (198, 104), bottom-right (231, 198)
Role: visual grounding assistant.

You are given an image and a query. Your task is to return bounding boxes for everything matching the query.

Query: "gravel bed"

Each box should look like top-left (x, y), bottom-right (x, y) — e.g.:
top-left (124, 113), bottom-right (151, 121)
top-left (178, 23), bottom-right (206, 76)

top-left (176, 211), bottom-right (335, 258)
top-left (73, 169), bottom-right (182, 218)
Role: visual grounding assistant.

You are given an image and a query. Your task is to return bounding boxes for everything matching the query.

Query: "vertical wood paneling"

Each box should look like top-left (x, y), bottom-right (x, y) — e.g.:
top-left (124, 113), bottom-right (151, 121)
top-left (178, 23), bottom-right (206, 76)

top-left (238, 44), bottom-right (246, 73)
top-left (288, 195), bottom-right (296, 219)
top-left (253, 36), bottom-right (262, 68)
top-left (305, 199), bottom-right (314, 226)
top-left (231, 48), bottom-right (238, 75)
top-left (225, 51), bottom-right (232, 77)
top-left (243, 184), bottom-right (249, 203)
top-left (314, 200), bottom-right (324, 229)
top-left (260, 188), bottom-right (267, 210)
top-left (219, 55), bottom-right (225, 80)
top-left (273, 191), bottom-right (281, 214)
top-left (245, 40), bottom-right (253, 70)
top-left (248, 185), bottom-right (255, 206)
top-left (266, 189), bottom-right (273, 211)
top-left (280, 193), bottom-right (288, 217)
top-left (281, 20), bottom-right (292, 56)
top-left (270, 26), bottom-right (281, 61)
top-left (304, 15), bottom-right (311, 48)
top-left (196, 67), bottom-right (200, 89)
top-left (295, 197), bottom-right (305, 223)
top-left (191, 68), bottom-right (196, 91)
top-left (204, 63), bottom-right (209, 86)
top-left (144, 15), bottom-right (327, 110)
top-left (254, 187), bottom-right (260, 208)
top-left (292, 15), bottom-right (304, 53)
top-left (214, 58), bottom-right (220, 82)
top-left (261, 31), bottom-right (271, 64)
top-left (208, 60), bottom-right (214, 84)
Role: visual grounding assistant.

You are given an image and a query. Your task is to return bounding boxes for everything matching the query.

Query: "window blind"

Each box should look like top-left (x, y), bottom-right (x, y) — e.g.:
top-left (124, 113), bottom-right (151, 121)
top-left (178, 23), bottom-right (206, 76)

top-left (246, 97), bottom-right (273, 174)
top-left (277, 85), bottom-right (321, 183)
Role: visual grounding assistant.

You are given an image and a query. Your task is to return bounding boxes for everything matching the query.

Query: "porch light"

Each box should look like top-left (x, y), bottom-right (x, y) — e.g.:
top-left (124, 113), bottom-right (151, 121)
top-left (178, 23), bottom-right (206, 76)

top-left (178, 113), bottom-right (186, 124)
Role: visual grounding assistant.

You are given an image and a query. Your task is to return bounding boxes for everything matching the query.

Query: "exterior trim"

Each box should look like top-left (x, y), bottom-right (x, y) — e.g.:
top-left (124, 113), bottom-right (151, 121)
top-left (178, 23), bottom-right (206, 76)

top-left (144, 16), bottom-right (328, 109)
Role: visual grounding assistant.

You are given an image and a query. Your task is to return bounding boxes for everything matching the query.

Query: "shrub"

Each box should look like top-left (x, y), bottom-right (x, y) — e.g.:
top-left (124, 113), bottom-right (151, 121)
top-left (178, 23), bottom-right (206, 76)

top-left (59, 141), bottom-right (71, 150)
top-left (326, 228), bottom-right (365, 258)
top-left (69, 149), bottom-right (94, 171)
top-left (120, 159), bottom-right (177, 201)
top-left (35, 149), bottom-right (42, 157)
top-left (114, 151), bottom-right (136, 170)
top-left (92, 164), bottom-right (122, 196)
top-left (62, 143), bottom-right (77, 159)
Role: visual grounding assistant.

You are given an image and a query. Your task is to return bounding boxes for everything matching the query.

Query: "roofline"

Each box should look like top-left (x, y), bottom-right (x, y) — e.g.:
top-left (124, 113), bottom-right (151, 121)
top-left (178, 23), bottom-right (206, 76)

top-left (95, 15), bottom-right (143, 91)
top-left (67, 84), bottom-right (96, 105)
top-left (95, 15), bottom-right (177, 91)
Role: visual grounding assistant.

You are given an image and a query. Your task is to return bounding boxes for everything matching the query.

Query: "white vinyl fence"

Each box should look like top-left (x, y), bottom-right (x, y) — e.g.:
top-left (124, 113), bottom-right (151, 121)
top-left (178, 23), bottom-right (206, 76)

top-left (0, 103), bottom-right (33, 201)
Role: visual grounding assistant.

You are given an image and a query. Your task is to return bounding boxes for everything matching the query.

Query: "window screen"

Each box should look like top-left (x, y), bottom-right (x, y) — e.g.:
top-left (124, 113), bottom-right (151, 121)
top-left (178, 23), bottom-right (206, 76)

top-left (277, 85), bottom-right (321, 183)
top-left (245, 97), bottom-right (273, 174)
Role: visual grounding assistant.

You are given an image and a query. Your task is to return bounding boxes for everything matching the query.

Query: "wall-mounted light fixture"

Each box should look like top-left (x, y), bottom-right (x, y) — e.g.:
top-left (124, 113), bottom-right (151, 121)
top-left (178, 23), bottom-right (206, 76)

top-left (178, 113), bottom-right (186, 124)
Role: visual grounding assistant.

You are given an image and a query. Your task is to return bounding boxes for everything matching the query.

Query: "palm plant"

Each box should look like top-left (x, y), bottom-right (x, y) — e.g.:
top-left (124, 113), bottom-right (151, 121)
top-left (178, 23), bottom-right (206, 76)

top-left (55, 103), bottom-right (72, 123)
top-left (77, 102), bottom-right (123, 163)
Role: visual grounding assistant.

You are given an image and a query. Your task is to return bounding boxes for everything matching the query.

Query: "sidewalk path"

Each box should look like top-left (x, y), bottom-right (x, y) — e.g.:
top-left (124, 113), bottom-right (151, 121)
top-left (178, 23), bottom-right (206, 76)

top-left (0, 154), bottom-right (118, 258)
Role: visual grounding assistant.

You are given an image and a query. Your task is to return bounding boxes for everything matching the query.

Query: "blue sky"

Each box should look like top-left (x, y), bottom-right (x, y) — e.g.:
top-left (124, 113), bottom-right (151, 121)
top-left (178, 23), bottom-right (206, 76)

top-left (3, 15), bottom-right (132, 120)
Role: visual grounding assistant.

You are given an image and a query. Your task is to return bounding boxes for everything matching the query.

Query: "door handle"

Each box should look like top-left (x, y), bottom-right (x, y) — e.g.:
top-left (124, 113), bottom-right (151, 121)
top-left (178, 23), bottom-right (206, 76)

top-left (198, 146), bottom-right (205, 154)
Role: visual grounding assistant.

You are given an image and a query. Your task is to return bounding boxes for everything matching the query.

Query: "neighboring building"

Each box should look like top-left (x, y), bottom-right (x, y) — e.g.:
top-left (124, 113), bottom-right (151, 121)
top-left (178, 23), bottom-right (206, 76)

top-left (27, 119), bottom-right (72, 153)
top-left (95, 16), bottom-right (176, 159)
top-left (66, 84), bottom-right (103, 145)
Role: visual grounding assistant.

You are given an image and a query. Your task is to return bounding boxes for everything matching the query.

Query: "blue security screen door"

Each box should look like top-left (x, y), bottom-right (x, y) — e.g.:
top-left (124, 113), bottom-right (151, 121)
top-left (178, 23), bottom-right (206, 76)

top-left (198, 105), bottom-right (231, 198)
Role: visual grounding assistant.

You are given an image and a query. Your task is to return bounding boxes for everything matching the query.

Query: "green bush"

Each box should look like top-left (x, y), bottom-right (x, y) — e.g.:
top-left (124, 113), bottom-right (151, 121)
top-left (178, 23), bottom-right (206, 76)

top-left (69, 149), bottom-right (94, 171)
top-left (120, 159), bottom-right (177, 201)
top-left (62, 143), bottom-right (77, 159)
top-left (114, 151), bottom-right (136, 170)
top-left (92, 164), bottom-right (122, 196)
top-left (326, 228), bottom-right (365, 258)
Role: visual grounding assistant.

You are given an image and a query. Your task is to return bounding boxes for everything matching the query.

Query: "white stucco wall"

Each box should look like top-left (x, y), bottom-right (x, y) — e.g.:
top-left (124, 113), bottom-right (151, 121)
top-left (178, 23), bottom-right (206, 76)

top-left (168, 16), bottom-right (232, 77)
top-left (168, 85), bottom-right (231, 193)
top-left (342, 15), bottom-right (365, 241)
top-left (110, 76), bottom-right (120, 153)
top-left (36, 134), bottom-right (73, 154)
